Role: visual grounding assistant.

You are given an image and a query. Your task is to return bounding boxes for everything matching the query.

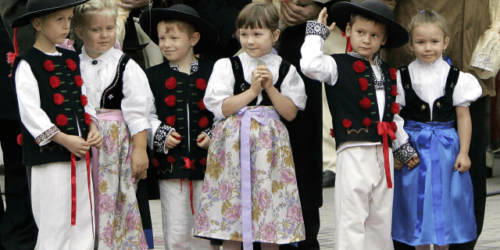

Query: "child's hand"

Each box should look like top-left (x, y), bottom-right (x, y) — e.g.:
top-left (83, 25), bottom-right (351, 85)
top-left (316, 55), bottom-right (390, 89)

top-left (197, 133), bottom-right (210, 149)
top-left (165, 131), bottom-right (182, 150)
top-left (250, 67), bottom-right (263, 96)
top-left (317, 7), bottom-right (336, 32)
top-left (394, 158), bottom-right (403, 170)
top-left (405, 154), bottom-right (420, 169)
top-left (131, 147), bottom-right (148, 178)
top-left (256, 65), bottom-right (274, 91)
top-left (53, 133), bottom-right (90, 157)
top-left (454, 152), bottom-right (471, 172)
top-left (87, 122), bottom-right (102, 150)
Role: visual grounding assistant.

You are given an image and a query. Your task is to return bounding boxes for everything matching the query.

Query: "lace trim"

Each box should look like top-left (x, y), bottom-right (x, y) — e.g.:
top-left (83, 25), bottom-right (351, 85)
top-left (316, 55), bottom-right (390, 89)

top-left (305, 21), bottom-right (330, 41)
top-left (393, 141), bottom-right (417, 163)
top-left (202, 128), bottom-right (213, 139)
top-left (153, 123), bottom-right (174, 153)
top-left (35, 125), bottom-right (60, 145)
top-left (348, 52), bottom-right (385, 90)
top-left (169, 61), bottom-right (199, 75)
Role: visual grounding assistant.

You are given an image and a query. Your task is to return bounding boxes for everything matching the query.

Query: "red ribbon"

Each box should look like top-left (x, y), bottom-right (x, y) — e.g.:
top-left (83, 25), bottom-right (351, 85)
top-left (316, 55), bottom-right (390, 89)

top-left (340, 30), bottom-right (352, 53)
top-left (377, 122), bottom-right (396, 188)
top-left (183, 157), bottom-right (195, 170)
top-left (179, 179), bottom-right (195, 215)
top-left (70, 152), bottom-right (95, 237)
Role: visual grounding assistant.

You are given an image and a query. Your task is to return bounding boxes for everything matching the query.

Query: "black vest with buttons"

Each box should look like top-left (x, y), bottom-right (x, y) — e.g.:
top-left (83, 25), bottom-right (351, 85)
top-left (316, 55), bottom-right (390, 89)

top-left (230, 56), bottom-right (291, 104)
top-left (399, 65), bottom-right (459, 123)
top-left (146, 59), bottom-right (214, 180)
top-left (99, 55), bottom-right (130, 109)
top-left (325, 54), bottom-right (398, 149)
top-left (13, 47), bottom-right (89, 166)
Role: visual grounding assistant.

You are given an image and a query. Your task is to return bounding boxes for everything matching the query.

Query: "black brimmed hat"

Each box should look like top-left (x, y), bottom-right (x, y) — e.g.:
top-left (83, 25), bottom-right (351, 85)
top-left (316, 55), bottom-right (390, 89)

top-left (12, 0), bottom-right (89, 28)
top-left (330, 0), bottom-right (409, 48)
top-left (139, 4), bottom-right (219, 54)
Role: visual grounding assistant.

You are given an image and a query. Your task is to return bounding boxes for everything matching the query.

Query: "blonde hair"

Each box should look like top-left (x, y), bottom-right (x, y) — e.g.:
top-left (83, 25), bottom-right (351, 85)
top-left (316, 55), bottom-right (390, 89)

top-left (236, 3), bottom-right (280, 31)
top-left (157, 20), bottom-right (196, 38)
top-left (71, 0), bottom-right (117, 40)
top-left (409, 10), bottom-right (449, 42)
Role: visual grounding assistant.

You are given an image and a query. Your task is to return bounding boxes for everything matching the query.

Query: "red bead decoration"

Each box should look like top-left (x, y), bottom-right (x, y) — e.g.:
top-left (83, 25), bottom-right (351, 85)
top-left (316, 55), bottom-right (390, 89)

top-left (164, 95), bottom-right (177, 107)
top-left (362, 118), bottom-right (372, 127)
top-left (391, 85), bottom-right (398, 96)
top-left (200, 157), bottom-right (207, 166)
top-left (391, 102), bottom-right (400, 114)
top-left (152, 159), bottom-right (160, 167)
top-left (330, 128), bottom-right (334, 138)
top-left (199, 116), bottom-right (209, 128)
top-left (74, 75), bottom-right (84, 88)
top-left (53, 93), bottom-right (64, 105)
top-left (56, 114), bottom-right (68, 126)
top-left (198, 98), bottom-right (206, 110)
top-left (43, 60), bottom-right (55, 72)
top-left (342, 119), bottom-right (352, 128)
top-left (84, 113), bottom-right (92, 125)
top-left (359, 78), bottom-right (368, 91)
top-left (196, 78), bottom-right (207, 91)
top-left (353, 60), bottom-right (366, 73)
top-left (389, 68), bottom-right (397, 80)
top-left (49, 76), bottom-right (61, 89)
top-left (390, 121), bottom-right (398, 132)
top-left (359, 96), bottom-right (371, 109)
top-left (17, 134), bottom-right (22, 146)
top-left (66, 59), bottom-right (77, 71)
top-left (165, 77), bottom-right (177, 90)
top-left (80, 95), bottom-right (88, 107)
top-left (167, 155), bottom-right (176, 164)
top-left (166, 115), bottom-right (176, 126)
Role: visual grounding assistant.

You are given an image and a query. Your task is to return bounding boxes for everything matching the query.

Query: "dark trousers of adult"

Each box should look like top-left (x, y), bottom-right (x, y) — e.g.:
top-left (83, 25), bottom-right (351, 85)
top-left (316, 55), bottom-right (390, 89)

top-left (393, 96), bottom-right (488, 250)
top-left (0, 120), bottom-right (38, 250)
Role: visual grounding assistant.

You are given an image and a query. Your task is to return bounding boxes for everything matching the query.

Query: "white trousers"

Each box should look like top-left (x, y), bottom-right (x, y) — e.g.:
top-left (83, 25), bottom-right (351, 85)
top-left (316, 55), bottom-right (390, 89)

top-left (335, 145), bottom-right (394, 250)
top-left (31, 159), bottom-right (95, 250)
top-left (159, 179), bottom-right (211, 250)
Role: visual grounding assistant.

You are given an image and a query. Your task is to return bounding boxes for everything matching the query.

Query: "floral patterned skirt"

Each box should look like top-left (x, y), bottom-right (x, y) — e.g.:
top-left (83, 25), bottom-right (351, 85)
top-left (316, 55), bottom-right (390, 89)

top-left (93, 109), bottom-right (147, 249)
top-left (194, 106), bottom-right (305, 244)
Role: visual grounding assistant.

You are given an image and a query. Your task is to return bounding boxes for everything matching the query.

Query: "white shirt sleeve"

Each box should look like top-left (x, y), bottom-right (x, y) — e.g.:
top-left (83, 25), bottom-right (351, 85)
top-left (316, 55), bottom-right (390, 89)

top-left (395, 70), bottom-right (406, 107)
top-left (452, 71), bottom-right (483, 107)
top-left (15, 60), bottom-right (60, 146)
top-left (121, 59), bottom-right (153, 137)
top-left (280, 64), bottom-right (307, 110)
top-left (204, 58), bottom-right (236, 120)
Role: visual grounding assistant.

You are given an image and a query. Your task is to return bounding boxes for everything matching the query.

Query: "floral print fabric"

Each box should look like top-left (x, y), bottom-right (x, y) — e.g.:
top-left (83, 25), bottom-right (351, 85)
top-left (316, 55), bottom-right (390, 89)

top-left (194, 106), bottom-right (305, 244)
top-left (94, 109), bottom-right (147, 250)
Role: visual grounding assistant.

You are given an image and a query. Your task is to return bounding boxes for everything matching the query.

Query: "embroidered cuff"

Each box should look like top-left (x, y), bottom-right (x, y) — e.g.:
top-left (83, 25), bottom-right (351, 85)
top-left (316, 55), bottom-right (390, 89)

top-left (36, 125), bottom-right (60, 145)
top-left (153, 123), bottom-right (175, 154)
top-left (393, 142), bottom-right (417, 163)
top-left (202, 128), bottom-right (213, 139)
top-left (305, 21), bottom-right (330, 41)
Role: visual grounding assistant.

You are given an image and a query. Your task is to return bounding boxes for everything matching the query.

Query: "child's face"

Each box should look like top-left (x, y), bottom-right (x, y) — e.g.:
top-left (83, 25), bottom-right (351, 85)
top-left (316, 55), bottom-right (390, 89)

top-left (33, 8), bottom-right (74, 46)
top-left (346, 19), bottom-right (387, 62)
top-left (157, 23), bottom-right (199, 64)
top-left (239, 26), bottom-right (279, 58)
top-left (76, 12), bottom-right (116, 59)
top-left (410, 23), bottom-right (449, 64)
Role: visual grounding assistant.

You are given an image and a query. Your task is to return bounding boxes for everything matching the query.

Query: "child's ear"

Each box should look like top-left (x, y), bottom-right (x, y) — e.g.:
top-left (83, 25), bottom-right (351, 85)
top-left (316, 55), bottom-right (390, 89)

top-left (443, 36), bottom-right (450, 51)
top-left (345, 23), bottom-right (351, 37)
top-left (31, 18), bottom-right (42, 31)
top-left (75, 26), bottom-right (84, 40)
top-left (381, 33), bottom-right (387, 46)
top-left (190, 32), bottom-right (200, 47)
top-left (272, 29), bottom-right (280, 42)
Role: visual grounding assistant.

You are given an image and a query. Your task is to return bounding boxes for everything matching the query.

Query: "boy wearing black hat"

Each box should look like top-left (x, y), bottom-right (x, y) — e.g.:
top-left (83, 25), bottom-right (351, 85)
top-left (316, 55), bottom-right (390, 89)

top-left (10, 0), bottom-right (101, 249)
top-left (300, 1), bottom-right (419, 249)
top-left (139, 4), bottom-right (217, 250)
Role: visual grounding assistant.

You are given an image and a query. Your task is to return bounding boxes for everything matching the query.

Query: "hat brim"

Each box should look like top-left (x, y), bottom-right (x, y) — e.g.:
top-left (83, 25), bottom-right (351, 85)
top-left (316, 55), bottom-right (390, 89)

top-left (330, 2), bottom-right (409, 49)
top-left (12, 0), bottom-right (89, 28)
top-left (139, 9), bottom-right (219, 54)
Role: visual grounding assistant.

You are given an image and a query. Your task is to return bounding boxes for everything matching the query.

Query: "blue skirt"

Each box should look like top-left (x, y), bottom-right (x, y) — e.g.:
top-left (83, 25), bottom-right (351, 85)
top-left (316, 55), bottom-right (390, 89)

top-left (392, 120), bottom-right (476, 246)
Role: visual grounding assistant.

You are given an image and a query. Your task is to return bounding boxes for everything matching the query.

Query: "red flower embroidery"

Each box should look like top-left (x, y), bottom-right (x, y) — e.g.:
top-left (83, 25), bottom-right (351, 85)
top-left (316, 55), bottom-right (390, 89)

top-left (389, 68), bottom-right (397, 80)
top-left (391, 85), bottom-right (398, 97)
top-left (56, 114), bottom-right (68, 126)
top-left (53, 93), bottom-right (64, 105)
top-left (330, 128), bottom-right (334, 138)
top-left (17, 134), bottom-right (22, 146)
top-left (196, 78), bottom-right (207, 91)
top-left (359, 96), bottom-right (371, 109)
top-left (200, 157), bottom-right (207, 166)
top-left (198, 98), bottom-right (206, 110)
top-left (84, 113), bottom-right (92, 126)
top-left (391, 102), bottom-right (400, 114)
top-left (49, 76), bottom-right (61, 89)
top-left (152, 159), bottom-right (160, 167)
top-left (164, 95), bottom-right (177, 107)
top-left (199, 116), bottom-right (209, 128)
top-left (353, 60), bottom-right (365, 73)
top-left (166, 115), bottom-right (176, 126)
top-left (165, 77), bottom-right (177, 90)
top-left (167, 155), bottom-right (175, 164)
top-left (80, 95), bottom-right (88, 107)
top-left (362, 118), bottom-right (372, 127)
top-left (74, 75), bottom-right (84, 88)
top-left (66, 59), bottom-right (77, 71)
top-left (390, 121), bottom-right (398, 132)
top-left (43, 60), bottom-right (55, 72)
top-left (359, 78), bottom-right (368, 91)
top-left (343, 119), bottom-right (352, 128)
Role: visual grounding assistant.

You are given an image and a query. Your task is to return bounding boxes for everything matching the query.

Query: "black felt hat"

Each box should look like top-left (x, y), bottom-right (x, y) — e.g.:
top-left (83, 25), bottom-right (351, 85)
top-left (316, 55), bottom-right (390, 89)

top-left (139, 4), bottom-right (219, 54)
top-left (12, 0), bottom-right (89, 28)
top-left (330, 0), bottom-right (409, 49)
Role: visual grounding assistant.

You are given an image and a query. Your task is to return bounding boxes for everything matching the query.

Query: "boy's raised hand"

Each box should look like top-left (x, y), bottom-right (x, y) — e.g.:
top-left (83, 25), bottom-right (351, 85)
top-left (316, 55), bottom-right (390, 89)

top-left (197, 133), bottom-right (210, 150)
top-left (165, 131), bottom-right (182, 150)
top-left (318, 7), bottom-right (336, 33)
top-left (454, 152), bottom-right (471, 172)
top-left (87, 122), bottom-right (102, 149)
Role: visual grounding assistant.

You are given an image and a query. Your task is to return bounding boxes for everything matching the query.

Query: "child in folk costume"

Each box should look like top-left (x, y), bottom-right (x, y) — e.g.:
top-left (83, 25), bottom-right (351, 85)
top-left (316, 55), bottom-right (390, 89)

top-left (194, 3), bottom-right (306, 250)
top-left (11, 0), bottom-right (102, 249)
top-left (392, 10), bottom-right (481, 250)
top-left (300, 1), bottom-right (419, 249)
top-left (139, 4), bottom-right (217, 250)
top-left (72, 0), bottom-right (152, 248)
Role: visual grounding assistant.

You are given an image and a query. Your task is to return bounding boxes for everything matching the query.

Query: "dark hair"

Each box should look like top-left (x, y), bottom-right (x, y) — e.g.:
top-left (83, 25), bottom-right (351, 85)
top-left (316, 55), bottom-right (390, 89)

top-left (348, 13), bottom-right (386, 32)
top-left (236, 3), bottom-right (279, 31)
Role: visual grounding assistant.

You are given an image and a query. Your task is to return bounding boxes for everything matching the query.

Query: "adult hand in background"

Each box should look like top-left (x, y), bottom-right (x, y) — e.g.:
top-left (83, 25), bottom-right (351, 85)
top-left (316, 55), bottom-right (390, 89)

top-left (116, 0), bottom-right (150, 10)
top-left (281, 0), bottom-right (321, 27)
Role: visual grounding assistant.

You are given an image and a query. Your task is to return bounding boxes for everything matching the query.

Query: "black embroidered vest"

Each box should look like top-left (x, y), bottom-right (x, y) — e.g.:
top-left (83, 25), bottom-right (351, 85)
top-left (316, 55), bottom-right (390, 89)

top-left (230, 56), bottom-right (291, 105)
top-left (325, 54), bottom-right (398, 149)
top-left (399, 65), bottom-right (459, 123)
top-left (146, 59), bottom-right (214, 180)
top-left (100, 55), bottom-right (130, 109)
top-left (13, 47), bottom-right (89, 166)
